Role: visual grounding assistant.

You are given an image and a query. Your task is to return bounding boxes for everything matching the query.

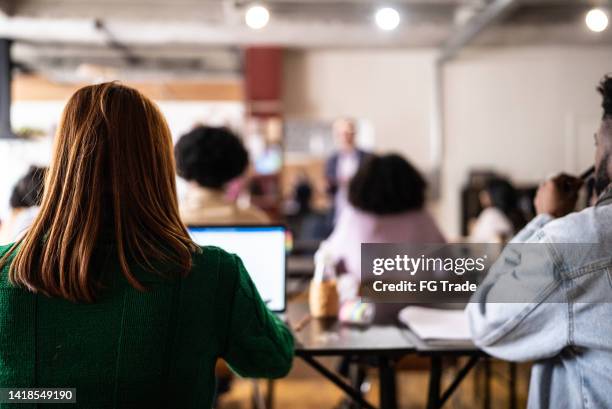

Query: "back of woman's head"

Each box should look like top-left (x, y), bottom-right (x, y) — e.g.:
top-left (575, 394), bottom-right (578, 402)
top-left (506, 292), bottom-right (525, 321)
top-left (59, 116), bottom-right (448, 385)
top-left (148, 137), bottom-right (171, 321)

top-left (348, 153), bottom-right (426, 215)
top-left (9, 166), bottom-right (47, 209)
top-left (175, 126), bottom-right (248, 189)
top-left (484, 178), bottom-right (526, 231)
top-left (484, 178), bottom-right (518, 214)
top-left (2, 82), bottom-right (196, 302)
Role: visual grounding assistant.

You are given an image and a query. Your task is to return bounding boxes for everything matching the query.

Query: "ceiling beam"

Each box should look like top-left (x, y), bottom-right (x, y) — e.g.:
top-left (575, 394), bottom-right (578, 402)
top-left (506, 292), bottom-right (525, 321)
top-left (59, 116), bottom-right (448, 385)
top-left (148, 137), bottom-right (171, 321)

top-left (439, 0), bottom-right (520, 63)
top-left (0, 17), bottom-right (451, 48)
top-left (94, 19), bottom-right (142, 66)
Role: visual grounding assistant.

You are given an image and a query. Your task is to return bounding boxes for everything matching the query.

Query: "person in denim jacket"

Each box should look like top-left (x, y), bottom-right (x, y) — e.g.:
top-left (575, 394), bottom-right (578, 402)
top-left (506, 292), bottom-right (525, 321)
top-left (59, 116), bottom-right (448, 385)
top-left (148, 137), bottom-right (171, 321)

top-left (467, 75), bottom-right (612, 409)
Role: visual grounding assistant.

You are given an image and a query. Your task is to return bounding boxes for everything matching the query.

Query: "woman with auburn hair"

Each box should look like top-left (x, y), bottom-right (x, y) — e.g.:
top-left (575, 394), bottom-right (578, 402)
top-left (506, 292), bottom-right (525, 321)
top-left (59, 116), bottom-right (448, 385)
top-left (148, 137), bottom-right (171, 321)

top-left (0, 82), bottom-right (293, 408)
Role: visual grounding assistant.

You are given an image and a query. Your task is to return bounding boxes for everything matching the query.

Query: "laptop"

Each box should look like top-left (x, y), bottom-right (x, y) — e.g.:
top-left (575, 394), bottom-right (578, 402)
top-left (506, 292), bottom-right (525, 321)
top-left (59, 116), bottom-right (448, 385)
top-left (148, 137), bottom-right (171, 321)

top-left (187, 225), bottom-right (287, 313)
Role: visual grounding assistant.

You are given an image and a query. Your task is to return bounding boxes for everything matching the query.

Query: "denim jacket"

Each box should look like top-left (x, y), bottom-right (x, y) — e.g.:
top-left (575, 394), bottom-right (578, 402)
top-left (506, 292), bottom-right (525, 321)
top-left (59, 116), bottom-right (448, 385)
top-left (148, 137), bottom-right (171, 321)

top-left (466, 190), bottom-right (612, 409)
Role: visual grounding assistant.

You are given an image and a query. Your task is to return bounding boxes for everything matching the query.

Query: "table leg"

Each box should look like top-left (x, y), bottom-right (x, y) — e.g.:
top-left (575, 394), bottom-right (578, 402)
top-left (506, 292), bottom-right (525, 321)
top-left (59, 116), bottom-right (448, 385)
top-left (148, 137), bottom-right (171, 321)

top-left (438, 355), bottom-right (480, 407)
top-left (427, 355), bottom-right (481, 409)
top-left (378, 356), bottom-right (398, 409)
top-left (427, 356), bottom-right (442, 409)
top-left (483, 357), bottom-right (491, 409)
top-left (349, 362), bottom-right (367, 408)
top-left (266, 379), bottom-right (274, 409)
top-left (298, 355), bottom-right (378, 409)
top-left (508, 362), bottom-right (517, 409)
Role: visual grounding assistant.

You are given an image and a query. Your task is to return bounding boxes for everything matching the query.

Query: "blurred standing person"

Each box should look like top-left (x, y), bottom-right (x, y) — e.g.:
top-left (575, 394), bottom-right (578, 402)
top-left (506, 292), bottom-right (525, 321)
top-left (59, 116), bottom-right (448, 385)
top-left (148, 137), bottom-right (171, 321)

top-left (325, 118), bottom-right (370, 223)
top-left (470, 178), bottom-right (527, 243)
top-left (0, 166), bottom-right (46, 245)
top-left (175, 126), bottom-right (269, 225)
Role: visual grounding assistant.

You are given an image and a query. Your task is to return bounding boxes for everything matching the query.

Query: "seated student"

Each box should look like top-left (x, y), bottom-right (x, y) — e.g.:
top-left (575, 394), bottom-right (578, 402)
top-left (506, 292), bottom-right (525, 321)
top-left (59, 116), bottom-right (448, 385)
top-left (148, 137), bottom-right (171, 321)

top-left (174, 126), bottom-right (269, 225)
top-left (285, 172), bottom-right (332, 241)
top-left (0, 82), bottom-right (293, 408)
top-left (324, 153), bottom-right (445, 405)
top-left (467, 76), bottom-right (612, 408)
top-left (0, 166), bottom-right (46, 245)
top-left (325, 153), bottom-right (445, 301)
top-left (175, 127), bottom-right (269, 400)
top-left (470, 177), bottom-right (526, 243)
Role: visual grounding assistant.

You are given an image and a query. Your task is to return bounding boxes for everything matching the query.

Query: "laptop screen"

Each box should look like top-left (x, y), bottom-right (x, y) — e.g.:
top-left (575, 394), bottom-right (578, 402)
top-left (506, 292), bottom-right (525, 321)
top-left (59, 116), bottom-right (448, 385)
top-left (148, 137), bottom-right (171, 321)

top-left (187, 225), bottom-right (287, 312)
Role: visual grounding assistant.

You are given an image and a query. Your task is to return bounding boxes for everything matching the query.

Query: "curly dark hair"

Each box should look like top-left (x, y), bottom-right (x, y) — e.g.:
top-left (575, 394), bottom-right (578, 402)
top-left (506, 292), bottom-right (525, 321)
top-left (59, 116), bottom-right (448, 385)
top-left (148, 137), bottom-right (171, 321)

top-left (484, 177), bottom-right (526, 232)
top-left (598, 74), bottom-right (612, 120)
top-left (174, 126), bottom-right (249, 189)
top-left (10, 166), bottom-right (47, 209)
top-left (348, 153), bottom-right (426, 215)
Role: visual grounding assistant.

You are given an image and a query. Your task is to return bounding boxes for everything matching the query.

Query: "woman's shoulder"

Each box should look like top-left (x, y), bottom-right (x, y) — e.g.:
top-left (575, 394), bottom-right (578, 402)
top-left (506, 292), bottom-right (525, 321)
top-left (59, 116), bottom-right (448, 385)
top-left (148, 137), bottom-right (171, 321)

top-left (189, 245), bottom-right (245, 299)
top-left (477, 207), bottom-right (514, 231)
top-left (191, 245), bottom-right (242, 279)
top-left (192, 245), bottom-right (236, 267)
top-left (478, 207), bottom-right (508, 221)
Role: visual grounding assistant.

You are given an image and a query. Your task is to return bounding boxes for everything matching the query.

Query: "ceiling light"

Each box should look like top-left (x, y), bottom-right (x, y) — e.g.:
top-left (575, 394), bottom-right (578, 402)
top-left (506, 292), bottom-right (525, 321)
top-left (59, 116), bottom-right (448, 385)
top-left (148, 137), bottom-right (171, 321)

top-left (586, 8), bottom-right (609, 33)
top-left (245, 5), bottom-right (270, 30)
top-left (375, 7), bottom-right (401, 31)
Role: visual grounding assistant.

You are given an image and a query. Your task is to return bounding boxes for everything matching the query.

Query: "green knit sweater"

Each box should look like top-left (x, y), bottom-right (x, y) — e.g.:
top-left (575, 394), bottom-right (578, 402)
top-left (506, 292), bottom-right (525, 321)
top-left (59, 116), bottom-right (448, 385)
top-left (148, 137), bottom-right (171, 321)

top-left (0, 244), bottom-right (294, 409)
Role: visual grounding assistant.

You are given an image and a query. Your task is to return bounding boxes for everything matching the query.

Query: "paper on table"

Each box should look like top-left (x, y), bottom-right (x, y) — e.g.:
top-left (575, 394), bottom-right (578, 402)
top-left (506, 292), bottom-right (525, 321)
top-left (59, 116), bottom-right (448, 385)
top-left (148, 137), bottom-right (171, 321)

top-left (398, 306), bottom-right (471, 340)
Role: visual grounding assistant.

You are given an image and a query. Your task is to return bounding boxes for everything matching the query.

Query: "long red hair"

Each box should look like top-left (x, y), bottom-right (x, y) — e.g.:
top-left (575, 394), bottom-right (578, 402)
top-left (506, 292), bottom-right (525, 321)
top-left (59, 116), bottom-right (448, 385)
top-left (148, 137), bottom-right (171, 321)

top-left (1, 82), bottom-right (197, 302)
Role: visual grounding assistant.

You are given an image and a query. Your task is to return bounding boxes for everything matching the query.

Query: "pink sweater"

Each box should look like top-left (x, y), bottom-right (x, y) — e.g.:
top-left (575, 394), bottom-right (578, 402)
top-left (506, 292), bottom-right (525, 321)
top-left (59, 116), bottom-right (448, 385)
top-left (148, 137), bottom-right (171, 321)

top-left (326, 205), bottom-right (446, 282)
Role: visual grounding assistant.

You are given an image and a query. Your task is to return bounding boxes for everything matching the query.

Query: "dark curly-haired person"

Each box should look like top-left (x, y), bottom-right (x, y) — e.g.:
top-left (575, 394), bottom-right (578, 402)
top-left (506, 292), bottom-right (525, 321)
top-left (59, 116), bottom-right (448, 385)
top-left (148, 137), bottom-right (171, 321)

top-left (175, 126), bottom-right (269, 225)
top-left (323, 153), bottom-right (445, 306)
top-left (467, 75), bottom-right (612, 409)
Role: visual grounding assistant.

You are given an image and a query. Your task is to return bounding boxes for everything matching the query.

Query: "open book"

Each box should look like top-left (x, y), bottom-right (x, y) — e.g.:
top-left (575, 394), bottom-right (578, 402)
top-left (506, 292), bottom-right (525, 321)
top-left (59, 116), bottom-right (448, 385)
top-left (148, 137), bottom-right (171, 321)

top-left (398, 306), bottom-right (471, 341)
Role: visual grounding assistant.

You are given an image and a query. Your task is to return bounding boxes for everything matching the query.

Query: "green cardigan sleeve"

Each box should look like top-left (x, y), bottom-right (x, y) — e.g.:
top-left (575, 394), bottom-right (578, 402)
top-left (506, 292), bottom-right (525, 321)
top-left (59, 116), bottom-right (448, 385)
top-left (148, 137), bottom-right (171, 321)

top-left (220, 253), bottom-right (294, 379)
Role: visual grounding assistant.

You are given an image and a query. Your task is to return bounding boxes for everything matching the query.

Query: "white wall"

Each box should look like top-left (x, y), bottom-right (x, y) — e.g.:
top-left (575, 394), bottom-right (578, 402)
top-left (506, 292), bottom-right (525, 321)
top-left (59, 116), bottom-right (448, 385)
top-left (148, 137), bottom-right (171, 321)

top-left (441, 46), bottom-right (612, 235)
top-left (0, 100), bottom-right (244, 221)
top-left (283, 46), bottom-right (612, 237)
top-left (11, 100), bottom-right (245, 141)
top-left (283, 49), bottom-right (437, 171)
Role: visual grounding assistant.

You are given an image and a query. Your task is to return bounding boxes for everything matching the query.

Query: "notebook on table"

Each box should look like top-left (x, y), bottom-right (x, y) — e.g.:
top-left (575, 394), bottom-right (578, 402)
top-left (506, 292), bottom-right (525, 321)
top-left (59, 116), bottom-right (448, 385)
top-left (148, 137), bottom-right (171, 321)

top-left (398, 306), bottom-right (471, 342)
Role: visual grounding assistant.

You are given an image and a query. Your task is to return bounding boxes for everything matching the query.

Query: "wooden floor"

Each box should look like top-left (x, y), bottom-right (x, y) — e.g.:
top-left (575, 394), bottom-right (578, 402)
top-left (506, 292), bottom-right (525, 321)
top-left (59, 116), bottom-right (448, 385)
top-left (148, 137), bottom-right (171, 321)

top-left (218, 358), bottom-right (531, 409)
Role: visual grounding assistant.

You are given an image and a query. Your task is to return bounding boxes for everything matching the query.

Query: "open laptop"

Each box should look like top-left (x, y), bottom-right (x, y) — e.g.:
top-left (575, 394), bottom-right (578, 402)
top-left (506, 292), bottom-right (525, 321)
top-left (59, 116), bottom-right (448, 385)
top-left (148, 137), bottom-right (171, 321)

top-left (187, 225), bottom-right (287, 313)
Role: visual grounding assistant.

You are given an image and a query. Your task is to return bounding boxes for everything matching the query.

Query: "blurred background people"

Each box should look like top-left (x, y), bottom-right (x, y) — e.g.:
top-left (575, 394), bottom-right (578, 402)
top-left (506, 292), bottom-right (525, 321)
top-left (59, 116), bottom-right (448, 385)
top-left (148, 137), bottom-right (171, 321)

top-left (325, 118), bottom-right (370, 223)
top-left (175, 126), bottom-right (269, 225)
top-left (0, 83), bottom-right (293, 409)
top-left (0, 166), bottom-right (46, 245)
top-left (285, 171), bottom-right (331, 241)
top-left (324, 153), bottom-right (445, 298)
top-left (470, 177), bottom-right (527, 243)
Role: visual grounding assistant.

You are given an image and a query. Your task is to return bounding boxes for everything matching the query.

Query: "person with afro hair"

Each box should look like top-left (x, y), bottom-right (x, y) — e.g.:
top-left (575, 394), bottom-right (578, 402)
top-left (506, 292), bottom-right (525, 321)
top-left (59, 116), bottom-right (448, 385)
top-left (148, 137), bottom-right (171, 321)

top-left (175, 126), bottom-right (269, 225)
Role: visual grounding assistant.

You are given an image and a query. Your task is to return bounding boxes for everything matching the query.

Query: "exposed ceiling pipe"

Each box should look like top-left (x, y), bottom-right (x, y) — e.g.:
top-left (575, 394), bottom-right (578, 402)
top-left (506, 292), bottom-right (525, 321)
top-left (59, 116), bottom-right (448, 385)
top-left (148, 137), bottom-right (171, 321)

top-left (429, 0), bottom-right (519, 196)
top-left (94, 19), bottom-right (142, 66)
top-left (439, 0), bottom-right (519, 63)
